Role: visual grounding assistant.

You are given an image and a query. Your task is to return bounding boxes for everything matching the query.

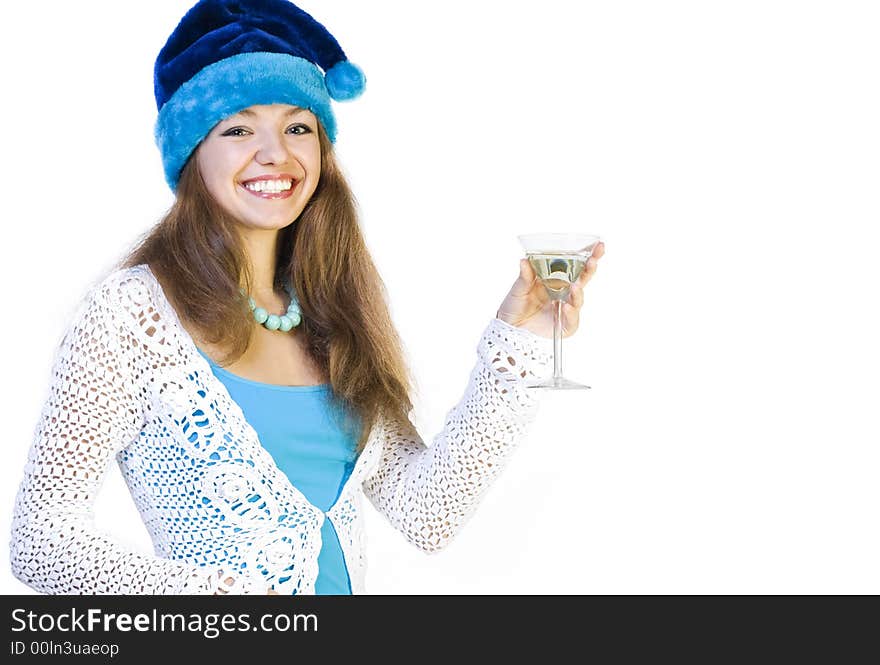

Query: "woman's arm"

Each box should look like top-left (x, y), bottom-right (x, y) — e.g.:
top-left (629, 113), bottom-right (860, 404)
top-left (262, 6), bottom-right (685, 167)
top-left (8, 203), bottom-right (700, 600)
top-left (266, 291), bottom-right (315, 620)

top-left (361, 317), bottom-right (553, 553)
top-left (9, 281), bottom-right (241, 595)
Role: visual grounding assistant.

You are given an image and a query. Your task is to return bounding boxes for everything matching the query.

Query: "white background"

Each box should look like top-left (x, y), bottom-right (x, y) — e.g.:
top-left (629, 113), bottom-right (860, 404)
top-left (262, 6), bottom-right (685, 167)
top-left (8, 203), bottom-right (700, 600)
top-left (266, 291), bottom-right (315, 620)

top-left (1, 0), bottom-right (878, 594)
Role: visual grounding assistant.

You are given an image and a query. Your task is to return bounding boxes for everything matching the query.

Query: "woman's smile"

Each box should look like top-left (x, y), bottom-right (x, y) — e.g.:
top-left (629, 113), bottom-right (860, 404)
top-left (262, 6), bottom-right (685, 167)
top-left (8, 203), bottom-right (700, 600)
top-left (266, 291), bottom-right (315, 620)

top-left (239, 180), bottom-right (299, 199)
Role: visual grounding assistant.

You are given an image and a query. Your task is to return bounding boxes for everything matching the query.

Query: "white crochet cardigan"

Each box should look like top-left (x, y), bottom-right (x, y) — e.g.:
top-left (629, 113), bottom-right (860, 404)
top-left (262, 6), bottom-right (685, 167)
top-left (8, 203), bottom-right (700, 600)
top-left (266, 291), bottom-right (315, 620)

top-left (10, 264), bottom-right (553, 595)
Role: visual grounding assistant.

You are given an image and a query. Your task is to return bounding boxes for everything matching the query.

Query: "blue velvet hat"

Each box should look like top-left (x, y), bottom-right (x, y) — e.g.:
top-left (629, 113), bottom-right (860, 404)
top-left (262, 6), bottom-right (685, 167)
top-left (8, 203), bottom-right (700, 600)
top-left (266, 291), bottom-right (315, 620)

top-left (154, 0), bottom-right (365, 192)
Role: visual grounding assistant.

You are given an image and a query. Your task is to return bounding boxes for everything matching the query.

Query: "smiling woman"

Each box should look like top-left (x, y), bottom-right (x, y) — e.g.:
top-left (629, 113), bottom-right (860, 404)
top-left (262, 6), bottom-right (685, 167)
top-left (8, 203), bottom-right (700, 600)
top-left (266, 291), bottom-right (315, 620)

top-left (198, 104), bottom-right (321, 230)
top-left (120, 101), bottom-right (406, 438)
top-left (8, 0), bottom-right (603, 597)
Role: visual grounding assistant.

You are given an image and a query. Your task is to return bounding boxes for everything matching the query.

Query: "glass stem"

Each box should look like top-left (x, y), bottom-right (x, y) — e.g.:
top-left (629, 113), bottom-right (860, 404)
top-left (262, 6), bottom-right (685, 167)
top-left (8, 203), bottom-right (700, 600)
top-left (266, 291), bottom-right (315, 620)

top-left (553, 298), bottom-right (564, 380)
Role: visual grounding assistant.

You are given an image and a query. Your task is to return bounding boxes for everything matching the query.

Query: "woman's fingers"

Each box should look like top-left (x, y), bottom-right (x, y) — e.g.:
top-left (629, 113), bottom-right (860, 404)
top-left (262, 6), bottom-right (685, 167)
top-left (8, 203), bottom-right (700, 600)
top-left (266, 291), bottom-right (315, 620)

top-left (568, 260), bottom-right (594, 309)
top-left (569, 283), bottom-right (584, 310)
top-left (568, 244), bottom-right (603, 305)
top-left (570, 242), bottom-right (605, 326)
top-left (582, 242), bottom-right (604, 284)
top-left (511, 258), bottom-right (536, 296)
top-left (562, 301), bottom-right (580, 336)
top-left (583, 256), bottom-right (599, 281)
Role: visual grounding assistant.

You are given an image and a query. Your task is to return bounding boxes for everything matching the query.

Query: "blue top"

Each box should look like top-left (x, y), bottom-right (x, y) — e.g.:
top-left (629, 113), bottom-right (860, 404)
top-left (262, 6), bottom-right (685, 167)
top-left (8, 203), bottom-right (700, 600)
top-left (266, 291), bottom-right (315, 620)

top-left (196, 347), bottom-right (358, 595)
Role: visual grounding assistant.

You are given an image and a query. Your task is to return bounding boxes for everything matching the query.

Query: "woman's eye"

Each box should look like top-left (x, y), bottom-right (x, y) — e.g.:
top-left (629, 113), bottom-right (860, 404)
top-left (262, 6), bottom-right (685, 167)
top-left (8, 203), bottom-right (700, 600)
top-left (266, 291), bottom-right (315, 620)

top-left (222, 127), bottom-right (249, 137)
top-left (288, 124), bottom-right (312, 135)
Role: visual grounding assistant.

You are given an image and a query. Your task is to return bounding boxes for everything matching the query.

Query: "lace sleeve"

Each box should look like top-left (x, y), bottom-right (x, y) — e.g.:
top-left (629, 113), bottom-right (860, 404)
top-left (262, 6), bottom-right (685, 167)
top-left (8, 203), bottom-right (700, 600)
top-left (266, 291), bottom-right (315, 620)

top-left (361, 317), bottom-right (553, 553)
top-left (8, 281), bottom-right (241, 595)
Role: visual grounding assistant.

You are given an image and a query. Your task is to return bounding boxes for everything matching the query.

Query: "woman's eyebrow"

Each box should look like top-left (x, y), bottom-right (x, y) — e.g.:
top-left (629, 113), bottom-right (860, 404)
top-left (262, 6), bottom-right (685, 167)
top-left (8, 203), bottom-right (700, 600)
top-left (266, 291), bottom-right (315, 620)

top-left (235, 107), bottom-right (307, 119)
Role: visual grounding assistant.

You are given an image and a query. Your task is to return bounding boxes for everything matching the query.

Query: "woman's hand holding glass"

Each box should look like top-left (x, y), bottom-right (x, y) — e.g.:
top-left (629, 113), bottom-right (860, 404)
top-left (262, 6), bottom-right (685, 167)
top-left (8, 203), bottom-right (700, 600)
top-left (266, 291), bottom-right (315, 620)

top-left (496, 241), bottom-right (605, 338)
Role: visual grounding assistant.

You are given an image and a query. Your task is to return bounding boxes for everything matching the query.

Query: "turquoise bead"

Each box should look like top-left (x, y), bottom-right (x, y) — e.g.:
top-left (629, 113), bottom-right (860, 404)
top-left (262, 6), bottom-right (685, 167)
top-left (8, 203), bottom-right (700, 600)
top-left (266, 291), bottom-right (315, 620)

top-left (248, 296), bottom-right (256, 310)
top-left (287, 310), bottom-right (302, 327)
top-left (253, 307), bottom-right (269, 324)
top-left (279, 315), bottom-right (294, 332)
top-left (264, 314), bottom-right (281, 330)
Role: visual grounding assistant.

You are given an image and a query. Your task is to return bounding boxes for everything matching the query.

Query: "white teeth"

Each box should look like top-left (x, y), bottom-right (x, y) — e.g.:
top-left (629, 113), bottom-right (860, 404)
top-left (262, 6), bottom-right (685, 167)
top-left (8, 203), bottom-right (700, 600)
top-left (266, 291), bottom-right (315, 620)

top-left (243, 179), bottom-right (293, 193)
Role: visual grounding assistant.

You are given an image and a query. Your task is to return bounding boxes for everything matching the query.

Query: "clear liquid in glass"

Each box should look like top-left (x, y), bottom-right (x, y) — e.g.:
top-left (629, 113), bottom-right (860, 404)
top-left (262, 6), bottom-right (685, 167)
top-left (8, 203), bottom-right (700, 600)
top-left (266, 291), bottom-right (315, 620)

top-left (527, 253), bottom-right (588, 300)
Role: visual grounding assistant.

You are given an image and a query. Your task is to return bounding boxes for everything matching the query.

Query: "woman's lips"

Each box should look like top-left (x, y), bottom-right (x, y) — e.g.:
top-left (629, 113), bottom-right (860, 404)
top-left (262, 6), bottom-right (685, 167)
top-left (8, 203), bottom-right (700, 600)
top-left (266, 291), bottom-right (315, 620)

top-left (239, 181), bottom-right (298, 199)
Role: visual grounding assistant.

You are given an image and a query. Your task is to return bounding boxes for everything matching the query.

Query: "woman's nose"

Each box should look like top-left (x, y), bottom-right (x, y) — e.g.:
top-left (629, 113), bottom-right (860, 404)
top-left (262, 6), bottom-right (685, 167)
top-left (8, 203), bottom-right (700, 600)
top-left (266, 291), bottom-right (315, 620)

top-left (254, 133), bottom-right (289, 165)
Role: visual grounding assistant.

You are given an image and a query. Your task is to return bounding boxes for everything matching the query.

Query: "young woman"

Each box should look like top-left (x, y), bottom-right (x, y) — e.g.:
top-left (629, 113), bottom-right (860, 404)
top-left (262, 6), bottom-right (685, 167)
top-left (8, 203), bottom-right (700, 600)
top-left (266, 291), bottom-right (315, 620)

top-left (9, 0), bottom-right (604, 595)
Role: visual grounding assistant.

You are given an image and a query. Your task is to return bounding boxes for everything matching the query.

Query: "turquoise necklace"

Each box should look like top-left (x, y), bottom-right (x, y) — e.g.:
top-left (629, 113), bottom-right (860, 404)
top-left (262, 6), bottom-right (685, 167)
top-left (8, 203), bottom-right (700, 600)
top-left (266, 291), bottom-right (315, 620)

top-left (240, 281), bottom-right (302, 332)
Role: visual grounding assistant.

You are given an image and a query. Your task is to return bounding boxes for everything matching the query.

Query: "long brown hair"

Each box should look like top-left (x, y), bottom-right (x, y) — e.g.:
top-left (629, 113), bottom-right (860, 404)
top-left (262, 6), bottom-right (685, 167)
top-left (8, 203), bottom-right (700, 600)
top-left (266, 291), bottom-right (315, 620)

top-left (118, 121), bottom-right (414, 453)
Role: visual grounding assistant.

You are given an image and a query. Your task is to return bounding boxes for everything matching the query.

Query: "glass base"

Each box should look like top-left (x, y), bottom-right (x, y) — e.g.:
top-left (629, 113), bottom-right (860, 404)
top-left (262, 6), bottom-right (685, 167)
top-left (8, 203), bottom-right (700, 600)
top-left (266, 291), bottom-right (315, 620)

top-left (525, 376), bottom-right (591, 390)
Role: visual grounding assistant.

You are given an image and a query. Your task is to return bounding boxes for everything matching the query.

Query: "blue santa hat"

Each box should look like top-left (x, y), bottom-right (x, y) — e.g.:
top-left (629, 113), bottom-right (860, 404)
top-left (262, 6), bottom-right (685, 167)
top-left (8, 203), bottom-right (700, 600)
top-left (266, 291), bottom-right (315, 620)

top-left (153, 0), bottom-right (366, 192)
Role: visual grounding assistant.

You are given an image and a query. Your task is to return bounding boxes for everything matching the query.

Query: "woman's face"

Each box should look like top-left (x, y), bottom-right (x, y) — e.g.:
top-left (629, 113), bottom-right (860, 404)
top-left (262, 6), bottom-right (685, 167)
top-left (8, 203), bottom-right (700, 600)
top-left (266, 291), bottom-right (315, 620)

top-left (196, 103), bottom-right (321, 231)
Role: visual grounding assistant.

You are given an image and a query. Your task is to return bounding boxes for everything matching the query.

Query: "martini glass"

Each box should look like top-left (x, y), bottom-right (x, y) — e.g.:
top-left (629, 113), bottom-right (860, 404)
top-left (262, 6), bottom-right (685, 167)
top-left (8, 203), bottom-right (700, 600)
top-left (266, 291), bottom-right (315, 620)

top-left (517, 232), bottom-right (602, 390)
